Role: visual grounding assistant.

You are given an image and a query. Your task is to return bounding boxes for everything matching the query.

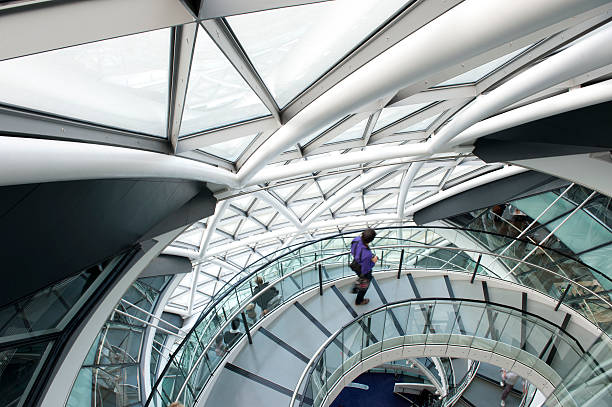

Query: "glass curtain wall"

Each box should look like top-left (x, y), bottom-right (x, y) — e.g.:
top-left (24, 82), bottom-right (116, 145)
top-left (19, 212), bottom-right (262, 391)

top-left (0, 251), bottom-right (134, 407)
top-left (66, 275), bottom-right (174, 407)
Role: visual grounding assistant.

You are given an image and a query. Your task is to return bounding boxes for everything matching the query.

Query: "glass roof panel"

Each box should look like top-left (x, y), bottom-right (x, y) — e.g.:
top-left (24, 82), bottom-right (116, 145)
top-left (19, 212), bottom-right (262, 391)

top-left (180, 26), bottom-right (270, 136)
top-left (436, 44), bottom-right (531, 86)
top-left (326, 118), bottom-right (368, 144)
top-left (398, 113), bottom-right (441, 132)
top-left (373, 103), bottom-right (430, 132)
top-left (227, 0), bottom-right (410, 107)
top-left (0, 29), bottom-right (171, 137)
top-left (197, 133), bottom-right (257, 161)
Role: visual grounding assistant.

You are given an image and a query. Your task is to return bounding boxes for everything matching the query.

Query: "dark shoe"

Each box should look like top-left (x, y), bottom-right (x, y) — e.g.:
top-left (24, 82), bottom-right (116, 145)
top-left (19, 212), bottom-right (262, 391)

top-left (355, 298), bottom-right (370, 305)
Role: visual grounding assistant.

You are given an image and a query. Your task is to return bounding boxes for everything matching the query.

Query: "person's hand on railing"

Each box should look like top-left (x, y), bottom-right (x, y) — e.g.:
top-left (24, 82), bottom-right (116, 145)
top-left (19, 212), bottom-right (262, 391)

top-left (372, 255), bottom-right (378, 264)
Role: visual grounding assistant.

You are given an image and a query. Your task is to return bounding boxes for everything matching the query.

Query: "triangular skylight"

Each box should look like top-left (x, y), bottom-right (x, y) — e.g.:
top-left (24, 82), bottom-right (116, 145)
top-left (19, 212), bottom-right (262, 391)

top-left (227, 0), bottom-right (411, 107)
top-left (197, 133), bottom-right (258, 162)
top-left (436, 44), bottom-right (532, 87)
top-left (326, 118), bottom-right (368, 144)
top-left (0, 29), bottom-right (171, 137)
top-left (373, 103), bottom-right (430, 132)
top-left (180, 26), bottom-right (270, 136)
top-left (398, 113), bottom-right (441, 132)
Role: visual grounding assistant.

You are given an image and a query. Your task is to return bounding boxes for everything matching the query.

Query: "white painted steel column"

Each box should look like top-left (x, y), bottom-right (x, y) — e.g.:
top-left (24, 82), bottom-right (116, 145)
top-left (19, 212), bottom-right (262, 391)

top-left (450, 79), bottom-right (612, 147)
top-left (0, 137), bottom-right (240, 188)
top-left (429, 23), bottom-right (612, 151)
top-left (397, 162), bottom-right (424, 219)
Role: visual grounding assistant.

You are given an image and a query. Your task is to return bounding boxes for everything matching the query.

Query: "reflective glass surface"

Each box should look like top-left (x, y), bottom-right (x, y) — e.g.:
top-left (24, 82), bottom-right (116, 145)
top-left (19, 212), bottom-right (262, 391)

top-left (436, 45), bottom-right (531, 86)
top-left (180, 26), bottom-right (270, 136)
top-left (373, 103), bottom-right (430, 132)
top-left (228, 0), bottom-right (410, 107)
top-left (197, 133), bottom-right (258, 162)
top-left (0, 29), bottom-right (171, 136)
top-left (67, 275), bottom-right (173, 407)
top-left (326, 118), bottom-right (368, 144)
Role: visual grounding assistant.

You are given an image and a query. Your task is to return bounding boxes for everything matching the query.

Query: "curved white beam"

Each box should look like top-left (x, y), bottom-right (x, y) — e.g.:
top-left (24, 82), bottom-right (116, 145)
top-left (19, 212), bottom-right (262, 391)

top-left (450, 78), bottom-right (612, 146)
top-left (0, 137), bottom-right (239, 187)
top-left (236, 0), bottom-right (609, 185)
top-left (397, 162), bottom-right (424, 219)
top-left (252, 190), bottom-right (303, 230)
top-left (428, 23), bottom-right (612, 151)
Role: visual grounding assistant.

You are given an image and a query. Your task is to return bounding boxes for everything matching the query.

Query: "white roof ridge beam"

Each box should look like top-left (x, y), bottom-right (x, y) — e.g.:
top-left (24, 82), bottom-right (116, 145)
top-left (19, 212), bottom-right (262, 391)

top-left (246, 143), bottom-right (452, 186)
top-left (0, 137), bottom-right (240, 188)
top-left (397, 162), bottom-right (425, 219)
top-left (252, 190), bottom-right (303, 230)
top-left (429, 23), bottom-right (612, 150)
top-left (451, 78), bottom-right (612, 147)
top-left (235, 0), bottom-right (609, 186)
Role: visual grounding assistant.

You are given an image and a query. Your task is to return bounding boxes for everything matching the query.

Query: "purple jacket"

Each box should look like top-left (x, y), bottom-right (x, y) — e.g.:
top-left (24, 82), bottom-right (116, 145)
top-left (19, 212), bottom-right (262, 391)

top-left (351, 236), bottom-right (375, 276)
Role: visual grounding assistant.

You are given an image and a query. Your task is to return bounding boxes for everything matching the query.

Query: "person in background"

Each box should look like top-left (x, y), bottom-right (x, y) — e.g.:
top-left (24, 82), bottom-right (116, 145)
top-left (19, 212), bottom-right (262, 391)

top-left (500, 369), bottom-right (520, 406)
top-left (214, 334), bottom-right (227, 357)
top-left (223, 318), bottom-right (242, 347)
top-left (168, 402), bottom-right (184, 407)
top-left (351, 228), bottom-right (378, 305)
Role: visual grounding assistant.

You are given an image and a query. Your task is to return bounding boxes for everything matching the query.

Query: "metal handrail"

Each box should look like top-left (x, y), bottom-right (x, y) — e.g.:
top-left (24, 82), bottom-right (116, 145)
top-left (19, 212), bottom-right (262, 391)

top-left (146, 231), bottom-right (612, 406)
top-left (288, 297), bottom-right (588, 407)
top-left (176, 244), bottom-right (609, 402)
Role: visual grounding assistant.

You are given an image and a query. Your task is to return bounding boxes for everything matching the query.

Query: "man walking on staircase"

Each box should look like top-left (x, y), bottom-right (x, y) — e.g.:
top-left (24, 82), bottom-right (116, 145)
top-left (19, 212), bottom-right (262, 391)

top-left (350, 228), bottom-right (378, 305)
top-left (500, 369), bottom-right (520, 406)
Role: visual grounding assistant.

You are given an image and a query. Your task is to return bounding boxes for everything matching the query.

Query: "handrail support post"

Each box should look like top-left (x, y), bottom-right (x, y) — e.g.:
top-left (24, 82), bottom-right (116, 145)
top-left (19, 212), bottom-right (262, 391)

top-left (241, 311), bottom-right (253, 345)
top-left (470, 254), bottom-right (482, 284)
top-left (318, 264), bottom-right (323, 296)
top-left (397, 249), bottom-right (404, 279)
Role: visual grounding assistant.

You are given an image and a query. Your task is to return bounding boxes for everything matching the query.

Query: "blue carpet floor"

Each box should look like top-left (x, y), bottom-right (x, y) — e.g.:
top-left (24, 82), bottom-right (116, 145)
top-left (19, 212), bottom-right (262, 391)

top-left (330, 372), bottom-right (417, 407)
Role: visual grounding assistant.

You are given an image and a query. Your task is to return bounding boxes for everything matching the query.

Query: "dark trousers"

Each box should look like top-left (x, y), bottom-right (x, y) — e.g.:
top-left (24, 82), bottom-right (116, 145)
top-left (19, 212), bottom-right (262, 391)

top-left (355, 274), bottom-right (372, 304)
top-left (501, 383), bottom-right (513, 401)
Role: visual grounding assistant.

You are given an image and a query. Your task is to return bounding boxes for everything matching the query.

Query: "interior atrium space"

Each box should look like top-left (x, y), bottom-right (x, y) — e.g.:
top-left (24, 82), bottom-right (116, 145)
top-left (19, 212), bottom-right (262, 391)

top-left (1, 1), bottom-right (612, 407)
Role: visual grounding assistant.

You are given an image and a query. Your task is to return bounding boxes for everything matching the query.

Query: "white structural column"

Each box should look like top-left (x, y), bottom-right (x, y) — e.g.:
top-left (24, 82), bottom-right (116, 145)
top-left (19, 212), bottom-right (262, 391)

top-left (252, 190), bottom-right (304, 230)
top-left (397, 162), bottom-right (424, 219)
top-left (236, 0), bottom-right (610, 186)
top-left (188, 200), bottom-right (229, 314)
top-left (0, 137), bottom-right (239, 188)
top-left (429, 23), bottom-right (612, 150)
top-left (450, 79), bottom-right (612, 146)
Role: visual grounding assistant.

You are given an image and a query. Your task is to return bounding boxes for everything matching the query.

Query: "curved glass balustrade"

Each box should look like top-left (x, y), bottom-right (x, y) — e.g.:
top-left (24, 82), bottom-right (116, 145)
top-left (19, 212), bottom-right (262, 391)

top-left (289, 299), bottom-right (590, 407)
top-left (146, 227), bottom-right (611, 407)
top-left (544, 333), bottom-right (612, 407)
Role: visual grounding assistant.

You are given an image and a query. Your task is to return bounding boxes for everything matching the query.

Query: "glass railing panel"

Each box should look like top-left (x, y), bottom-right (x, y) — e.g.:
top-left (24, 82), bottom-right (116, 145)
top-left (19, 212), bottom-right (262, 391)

top-left (382, 304), bottom-right (408, 351)
top-left (427, 300), bottom-right (456, 345)
top-left (341, 321), bottom-right (364, 372)
top-left (404, 303), bottom-right (427, 345)
top-left (360, 310), bottom-right (385, 360)
top-left (472, 304), bottom-right (511, 351)
top-left (449, 302), bottom-right (485, 347)
top-left (311, 355), bottom-right (328, 407)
